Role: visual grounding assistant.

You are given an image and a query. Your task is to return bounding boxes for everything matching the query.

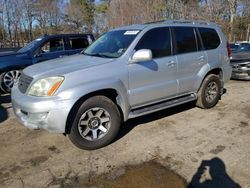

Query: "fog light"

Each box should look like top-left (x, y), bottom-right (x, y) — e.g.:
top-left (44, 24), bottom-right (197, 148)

top-left (28, 112), bottom-right (48, 121)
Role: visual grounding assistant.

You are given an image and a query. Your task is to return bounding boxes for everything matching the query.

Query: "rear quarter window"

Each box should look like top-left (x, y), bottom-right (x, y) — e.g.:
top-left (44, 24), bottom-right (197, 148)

top-left (198, 28), bottom-right (220, 50)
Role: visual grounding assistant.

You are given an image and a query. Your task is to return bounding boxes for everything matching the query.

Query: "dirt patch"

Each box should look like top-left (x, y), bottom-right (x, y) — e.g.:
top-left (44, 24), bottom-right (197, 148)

top-left (53, 161), bottom-right (187, 188)
top-left (9, 164), bottom-right (23, 174)
top-left (48, 145), bottom-right (61, 154)
top-left (0, 171), bottom-right (10, 184)
top-left (22, 155), bottom-right (49, 167)
top-left (0, 80), bottom-right (249, 187)
top-left (239, 121), bottom-right (249, 128)
top-left (242, 107), bottom-right (250, 119)
top-left (209, 145), bottom-right (226, 154)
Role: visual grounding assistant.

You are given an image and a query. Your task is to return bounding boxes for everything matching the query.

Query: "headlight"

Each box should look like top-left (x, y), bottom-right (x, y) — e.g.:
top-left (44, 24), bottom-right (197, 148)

top-left (28, 77), bottom-right (64, 97)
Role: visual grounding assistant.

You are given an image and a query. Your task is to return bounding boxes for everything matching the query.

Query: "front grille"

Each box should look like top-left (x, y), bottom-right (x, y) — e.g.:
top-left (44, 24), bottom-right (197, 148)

top-left (232, 63), bottom-right (250, 69)
top-left (18, 73), bottom-right (33, 94)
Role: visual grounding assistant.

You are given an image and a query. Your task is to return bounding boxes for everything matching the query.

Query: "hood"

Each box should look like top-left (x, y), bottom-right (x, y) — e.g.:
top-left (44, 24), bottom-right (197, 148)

top-left (0, 51), bottom-right (18, 57)
top-left (23, 54), bottom-right (114, 78)
top-left (0, 51), bottom-right (17, 56)
top-left (0, 52), bottom-right (29, 67)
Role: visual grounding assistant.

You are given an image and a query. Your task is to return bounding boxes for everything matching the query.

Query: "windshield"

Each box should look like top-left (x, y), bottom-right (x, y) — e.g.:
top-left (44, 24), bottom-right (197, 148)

top-left (230, 43), bottom-right (239, 50)
top-left (83, 30), bottom-right (140, 58)
top-left (18, 38), bottom-right (43, 53)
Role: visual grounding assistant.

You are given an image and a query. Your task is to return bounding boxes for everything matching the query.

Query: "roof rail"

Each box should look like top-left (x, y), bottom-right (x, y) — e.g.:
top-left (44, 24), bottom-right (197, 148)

top-left (144, 20), bottom-right (216, 26)
top-left (164, 20), bottom-right (214, 25)
top-left (143, 20), bottom-right (166, 25)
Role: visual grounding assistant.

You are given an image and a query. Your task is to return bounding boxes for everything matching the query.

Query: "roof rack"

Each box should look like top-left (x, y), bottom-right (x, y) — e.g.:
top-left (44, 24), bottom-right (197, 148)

top-left (143, 20), bottom-right (166, 24)
top-left (144, 20), bottom-right (216, 26)
top-left (167, 20), bottom-right (214, 25)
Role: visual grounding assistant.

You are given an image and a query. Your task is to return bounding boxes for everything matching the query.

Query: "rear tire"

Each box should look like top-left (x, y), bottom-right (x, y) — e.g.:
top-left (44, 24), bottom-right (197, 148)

top-left (196, 74), bottom-right (221, 109)
top-left (68, 96), bottom-right (121, 150)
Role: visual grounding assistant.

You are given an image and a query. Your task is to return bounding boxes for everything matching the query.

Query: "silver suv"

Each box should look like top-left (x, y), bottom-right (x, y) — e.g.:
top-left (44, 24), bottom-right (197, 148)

top-left (12, 20), bottom-right (232, 150)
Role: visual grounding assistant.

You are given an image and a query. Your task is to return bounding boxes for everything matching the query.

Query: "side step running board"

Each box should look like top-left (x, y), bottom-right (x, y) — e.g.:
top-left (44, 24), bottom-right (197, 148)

top-left (129, 94), bottom-right (197, 119)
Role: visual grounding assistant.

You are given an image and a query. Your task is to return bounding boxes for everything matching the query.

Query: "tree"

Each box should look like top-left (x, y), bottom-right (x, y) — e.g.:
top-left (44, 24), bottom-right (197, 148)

top-left (34, 0), bottom-right (62, 35)
top-left (22, 0), bottom-right (36, 41)
top-left (226, 0), bottom-right (238, 41)
top-left (78, 0), bottom-right (95, 32)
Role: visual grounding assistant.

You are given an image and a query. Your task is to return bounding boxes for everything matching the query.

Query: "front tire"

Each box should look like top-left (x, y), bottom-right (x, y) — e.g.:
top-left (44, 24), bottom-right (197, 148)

top-left (196, 74), bottom-right (221, 109)
top-left (0, 70), bottom-right (21, 94)
top-left (68, 96), bottom-right (121, 150)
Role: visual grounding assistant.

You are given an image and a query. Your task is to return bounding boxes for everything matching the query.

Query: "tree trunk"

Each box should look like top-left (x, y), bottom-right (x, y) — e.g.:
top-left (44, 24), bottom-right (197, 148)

top-left (227, 0), bottom-right (238, 42)
top-left (247, 23), bottom-right (250, 41)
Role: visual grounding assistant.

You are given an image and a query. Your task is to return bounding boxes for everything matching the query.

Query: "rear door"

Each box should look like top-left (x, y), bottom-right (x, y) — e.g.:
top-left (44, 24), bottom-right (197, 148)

top-left (128, 27), bottom-right (178, 107)
top-left (198, 28), bottom-right (221, 63)
top-left (172, 26), bottom-right (206, 95)
top-left (66, 36), bottom-right (90, 56)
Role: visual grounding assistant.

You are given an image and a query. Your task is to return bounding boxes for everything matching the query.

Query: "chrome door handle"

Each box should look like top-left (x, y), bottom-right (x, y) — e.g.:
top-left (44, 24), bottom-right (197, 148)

top-left (167, 60), bottom-right (176, 66)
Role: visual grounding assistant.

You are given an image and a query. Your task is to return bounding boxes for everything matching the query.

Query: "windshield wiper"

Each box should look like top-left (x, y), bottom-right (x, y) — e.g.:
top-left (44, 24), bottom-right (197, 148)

top-left (82, 52), bottom-right (112, 58)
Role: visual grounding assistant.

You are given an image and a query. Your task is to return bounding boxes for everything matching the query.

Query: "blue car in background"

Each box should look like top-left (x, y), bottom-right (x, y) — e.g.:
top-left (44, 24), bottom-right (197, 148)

top-left (0, 33), bottom-right (94, 94)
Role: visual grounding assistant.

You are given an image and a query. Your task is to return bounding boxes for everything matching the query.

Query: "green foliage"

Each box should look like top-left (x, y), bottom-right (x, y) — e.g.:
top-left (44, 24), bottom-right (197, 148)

top-left (95, 2), bottom-right (109, 14)
top-left (77, 0), bottom-right (95, 32)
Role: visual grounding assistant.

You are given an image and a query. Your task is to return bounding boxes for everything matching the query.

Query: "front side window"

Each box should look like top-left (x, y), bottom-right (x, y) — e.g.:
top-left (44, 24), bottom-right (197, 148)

top-left (173, 27), bottom-right (197, 54)
top-left (41, 38), bottom-right (64, 53)
top-left (135, 27), bottom-right (171, 58)
top-left (69, 37), bottom-right (89, 50)
top-left (84, 30), bottom-right (139, 58)
top-left (199, 28), bottom-right (220, 50)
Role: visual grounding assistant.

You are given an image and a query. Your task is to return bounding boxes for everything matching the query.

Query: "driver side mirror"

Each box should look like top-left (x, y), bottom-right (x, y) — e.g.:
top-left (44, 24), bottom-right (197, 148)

top-left (131, 49), bottom-right (152, 63)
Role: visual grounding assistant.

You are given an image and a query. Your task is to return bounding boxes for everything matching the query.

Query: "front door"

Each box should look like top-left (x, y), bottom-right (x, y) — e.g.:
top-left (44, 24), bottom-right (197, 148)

top-left (128, 27), bottom-right (178, 107)
top-left (33, 37), bottom-right (66, 64)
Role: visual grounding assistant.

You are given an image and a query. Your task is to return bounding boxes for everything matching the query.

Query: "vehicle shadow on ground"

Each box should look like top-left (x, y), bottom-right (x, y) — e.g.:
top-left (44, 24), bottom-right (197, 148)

top-left (117, 101), bottom-right (196, 140)
top-left (188, 157), bottom-right (241, 188)
top-left (0, 95), bottom-right (11, 123)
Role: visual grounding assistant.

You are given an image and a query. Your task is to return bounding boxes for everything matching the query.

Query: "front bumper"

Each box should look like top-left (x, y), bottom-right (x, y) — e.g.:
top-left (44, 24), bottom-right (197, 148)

top-left (11, 85), bottom-right (76, 133)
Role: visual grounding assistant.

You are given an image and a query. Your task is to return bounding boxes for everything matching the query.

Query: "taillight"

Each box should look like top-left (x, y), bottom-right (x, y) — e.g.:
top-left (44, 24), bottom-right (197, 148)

top-left (227, 42), bottom-right (232, 58)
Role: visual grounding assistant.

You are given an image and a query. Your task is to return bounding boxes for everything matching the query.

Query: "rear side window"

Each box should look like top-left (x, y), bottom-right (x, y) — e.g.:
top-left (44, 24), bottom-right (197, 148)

top-left (69, 37), bottom-right (89, 50)
top-left (172, 27), bottom-right (197, 54)
top-left (135, 27), bottom-right (171, 58)
top-left (198, 28), bottom-right (220, 50)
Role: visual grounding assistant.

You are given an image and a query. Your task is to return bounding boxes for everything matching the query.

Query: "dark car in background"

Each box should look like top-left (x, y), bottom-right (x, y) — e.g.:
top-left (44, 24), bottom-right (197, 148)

top-left (0, 33), bottom-right (94, 94)
top-left (230, 43), bottom-right (250, 80)
top-left (229, 43), bottom-right (239, 52)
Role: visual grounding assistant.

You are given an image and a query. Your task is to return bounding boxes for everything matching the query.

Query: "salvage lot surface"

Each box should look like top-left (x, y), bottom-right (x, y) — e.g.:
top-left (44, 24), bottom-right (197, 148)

top-left (0, 80), bottom-right (249, 187)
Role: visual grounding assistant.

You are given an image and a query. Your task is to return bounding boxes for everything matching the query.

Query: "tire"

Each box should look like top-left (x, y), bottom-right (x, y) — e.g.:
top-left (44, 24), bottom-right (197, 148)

top-left (0, 73), bottom-right (5, 94)
top-left (196, 74), bottom-right (221, 109)
top-left (68, 96), bottom-right (121, 150)
top-left (0, 70), bottom-right (21, 94)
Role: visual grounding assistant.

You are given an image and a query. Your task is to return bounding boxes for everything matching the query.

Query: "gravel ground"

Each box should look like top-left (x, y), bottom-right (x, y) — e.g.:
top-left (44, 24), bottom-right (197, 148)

top-left (0, 80), bottom-right (249, 188)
